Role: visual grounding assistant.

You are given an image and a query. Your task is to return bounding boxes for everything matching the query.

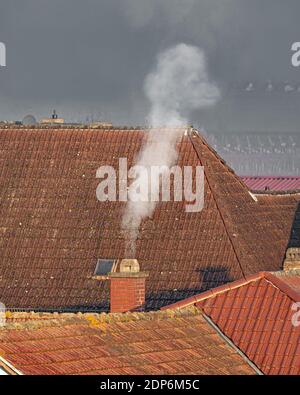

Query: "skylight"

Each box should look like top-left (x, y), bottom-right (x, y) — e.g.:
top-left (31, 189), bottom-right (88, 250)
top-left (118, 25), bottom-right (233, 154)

top-left (94, 259), bottom-right (117, 276)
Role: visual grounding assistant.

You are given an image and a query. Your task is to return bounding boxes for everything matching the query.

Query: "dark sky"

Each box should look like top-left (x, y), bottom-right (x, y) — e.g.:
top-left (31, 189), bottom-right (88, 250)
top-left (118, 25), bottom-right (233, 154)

top-left (1, 0), bottom-right (300, 132)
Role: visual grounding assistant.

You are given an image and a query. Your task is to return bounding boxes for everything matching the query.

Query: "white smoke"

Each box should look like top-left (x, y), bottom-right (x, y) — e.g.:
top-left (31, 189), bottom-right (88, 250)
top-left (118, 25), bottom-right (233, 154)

top-left (122, 43), bottom-right (220, 256)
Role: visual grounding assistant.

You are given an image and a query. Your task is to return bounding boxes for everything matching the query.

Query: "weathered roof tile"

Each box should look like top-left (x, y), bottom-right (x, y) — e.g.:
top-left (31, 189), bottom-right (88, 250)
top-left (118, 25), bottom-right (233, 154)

top-left (0, 309), bottom-right (256, 375)
top-left (0, 128), bottom-right (298, 310)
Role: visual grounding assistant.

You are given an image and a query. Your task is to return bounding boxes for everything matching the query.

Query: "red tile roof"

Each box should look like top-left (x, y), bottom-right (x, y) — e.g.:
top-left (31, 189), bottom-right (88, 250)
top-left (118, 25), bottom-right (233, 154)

top-left (0, 127), bottom-right (298, 310)
top-left (0, 309), bottom-right (256, 375)
top-left (242, 176), bottom-right (300, 192)
top-left (163, 271), bottom-right (300, 375)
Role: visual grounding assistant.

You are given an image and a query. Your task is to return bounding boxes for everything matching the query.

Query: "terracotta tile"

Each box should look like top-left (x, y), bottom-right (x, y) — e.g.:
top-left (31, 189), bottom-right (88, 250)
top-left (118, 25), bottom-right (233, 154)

top-left (0, 128), bottom-right (298, 311)
top-left (0, 310), bottom-right (255, 375)
top-left (193, 273), bottom-right (300, 375)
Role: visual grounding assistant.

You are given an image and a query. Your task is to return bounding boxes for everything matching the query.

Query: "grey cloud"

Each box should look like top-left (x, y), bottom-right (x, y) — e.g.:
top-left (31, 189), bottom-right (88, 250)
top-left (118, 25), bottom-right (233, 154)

top-left (122, 0), bottom-right (197, 29)
top-left (0, 0), bottom-right (299, 133)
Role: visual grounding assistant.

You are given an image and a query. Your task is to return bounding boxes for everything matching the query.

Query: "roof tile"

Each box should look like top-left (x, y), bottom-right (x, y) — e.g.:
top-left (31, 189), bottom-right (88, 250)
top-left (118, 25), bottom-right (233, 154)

top-left (0, 128), bottom-right (298, 310)
top-left (170, 271), bottom-right (300, 375)
top-left (0, 309), bottom-right (255, 375)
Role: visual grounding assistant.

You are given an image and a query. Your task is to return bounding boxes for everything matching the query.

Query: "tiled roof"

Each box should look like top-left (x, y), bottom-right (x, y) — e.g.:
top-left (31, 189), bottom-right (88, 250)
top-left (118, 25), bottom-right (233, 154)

top-left (0, 127), bottom-right (298, 311)
top-left (257, 196), bottom-right (299, 251)
top-left (0, 309), bottom-right (256, 375)
top-left (163, 271), bottom-right (300, 375)
top-left (272, 270), bottom-right (300, 296)
top-left (242, 176), bottom-right (300, 192)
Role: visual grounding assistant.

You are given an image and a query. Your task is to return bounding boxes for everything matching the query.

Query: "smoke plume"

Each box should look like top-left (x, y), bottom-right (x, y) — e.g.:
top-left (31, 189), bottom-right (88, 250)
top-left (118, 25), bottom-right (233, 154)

top-left (122, 43), bottom-right (220, 256)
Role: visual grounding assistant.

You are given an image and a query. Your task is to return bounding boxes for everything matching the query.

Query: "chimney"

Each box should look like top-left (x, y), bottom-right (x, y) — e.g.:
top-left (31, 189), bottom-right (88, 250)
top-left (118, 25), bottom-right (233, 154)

top-left (108, 259), bottom-right (149, 313)
top-left (283, 248), bottom-right (300, 271)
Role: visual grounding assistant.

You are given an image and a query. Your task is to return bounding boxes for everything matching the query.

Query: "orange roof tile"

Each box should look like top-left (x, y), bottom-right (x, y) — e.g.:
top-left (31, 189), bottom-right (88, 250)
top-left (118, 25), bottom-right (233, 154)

top-left (163, 271), bottom-right (300, 375)
top-left (0, 309), bottom-right (256, 375)
top-left (242, 176), bottom-right (300, 192)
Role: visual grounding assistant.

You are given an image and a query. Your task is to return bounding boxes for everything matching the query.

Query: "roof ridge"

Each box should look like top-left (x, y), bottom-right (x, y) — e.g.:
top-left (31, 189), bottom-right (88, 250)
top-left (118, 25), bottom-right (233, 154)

top-left (162, 272), bottom-right (266, 310)
top-left (0, 125), bottom-right (190, 131)
top-left (162, 270), bottom-right (300, 310)
top-left (264, 272), bottom-right (300, 302)
top-left (3, 306), bottom-right (202, 330)
top-left (254, 190), bottom-right (300, 196)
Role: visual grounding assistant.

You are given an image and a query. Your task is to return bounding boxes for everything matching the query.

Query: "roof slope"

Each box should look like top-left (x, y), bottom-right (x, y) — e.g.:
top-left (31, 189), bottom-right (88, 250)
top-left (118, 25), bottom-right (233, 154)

top-left (0, 127), bottom-right (298, 311)
top-left (164, 271), bottom-right (300, 375)
top-left (0, 309), bottom-right (256, 375)
top-left (190, 135), bottom-right (299, 275)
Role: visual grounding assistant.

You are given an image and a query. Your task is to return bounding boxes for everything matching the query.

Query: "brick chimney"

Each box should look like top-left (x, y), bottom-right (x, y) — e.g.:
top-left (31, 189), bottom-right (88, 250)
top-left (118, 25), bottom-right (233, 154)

top-left (283, 248), bottom-right (300, 271)
top-left (108, 259), bottom-right (149, 313)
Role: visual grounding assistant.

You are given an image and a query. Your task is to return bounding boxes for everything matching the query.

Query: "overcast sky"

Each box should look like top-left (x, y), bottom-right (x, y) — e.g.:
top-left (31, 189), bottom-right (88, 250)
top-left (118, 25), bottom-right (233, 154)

top-left (0, 0), bottom-right (300, 132)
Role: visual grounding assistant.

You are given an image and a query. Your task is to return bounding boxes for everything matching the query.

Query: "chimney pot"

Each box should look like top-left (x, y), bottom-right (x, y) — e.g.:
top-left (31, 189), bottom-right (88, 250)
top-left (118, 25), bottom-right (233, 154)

top-left (119, 258), bottom-right (140, 273)
top-left (283, 248), bottom-right (300, 271)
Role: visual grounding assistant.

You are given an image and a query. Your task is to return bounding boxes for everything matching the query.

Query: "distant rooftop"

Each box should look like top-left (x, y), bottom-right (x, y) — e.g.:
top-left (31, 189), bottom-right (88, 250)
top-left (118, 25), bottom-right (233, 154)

top-left (242, 176), bottom-right (300, 192)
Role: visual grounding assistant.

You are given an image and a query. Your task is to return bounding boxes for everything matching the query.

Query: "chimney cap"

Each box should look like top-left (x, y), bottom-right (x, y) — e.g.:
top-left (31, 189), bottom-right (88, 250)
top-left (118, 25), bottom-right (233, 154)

top-left (93, 258), bottom-right (149, 280)
top-left (283, 247), bottom-right (300, 271)
top-left (120, 259), bottom-right (140, 273)
top-left (110, 259), bottom-right (149, 278)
